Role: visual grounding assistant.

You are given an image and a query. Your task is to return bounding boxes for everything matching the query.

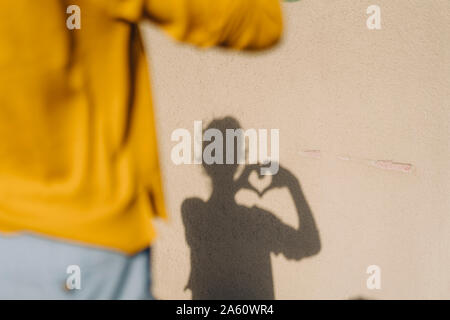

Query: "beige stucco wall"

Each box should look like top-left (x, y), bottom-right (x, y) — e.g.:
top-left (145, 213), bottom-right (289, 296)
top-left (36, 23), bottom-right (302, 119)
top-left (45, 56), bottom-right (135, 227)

top-left (141, 0), bottom-right (450, 299)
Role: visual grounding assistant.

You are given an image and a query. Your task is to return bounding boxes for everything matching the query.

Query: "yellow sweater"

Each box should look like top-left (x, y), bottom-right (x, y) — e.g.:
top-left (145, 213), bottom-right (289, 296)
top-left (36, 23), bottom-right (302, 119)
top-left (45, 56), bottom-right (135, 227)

top-left (0, 0), bottom-right (282, 254)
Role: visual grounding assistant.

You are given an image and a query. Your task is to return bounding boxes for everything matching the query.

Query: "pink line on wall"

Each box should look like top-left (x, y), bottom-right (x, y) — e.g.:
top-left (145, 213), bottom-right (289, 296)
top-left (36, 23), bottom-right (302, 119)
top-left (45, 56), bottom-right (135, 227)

top-left (301, 149), bottom-right (414, 173)
top-left (370, 160), bottom-right (413, 173)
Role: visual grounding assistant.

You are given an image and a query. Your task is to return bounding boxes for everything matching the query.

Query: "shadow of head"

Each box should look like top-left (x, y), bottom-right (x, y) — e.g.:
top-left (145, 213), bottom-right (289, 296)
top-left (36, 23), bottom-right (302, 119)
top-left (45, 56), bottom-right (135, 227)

top-left (202, 116), bottom-right (242, 188)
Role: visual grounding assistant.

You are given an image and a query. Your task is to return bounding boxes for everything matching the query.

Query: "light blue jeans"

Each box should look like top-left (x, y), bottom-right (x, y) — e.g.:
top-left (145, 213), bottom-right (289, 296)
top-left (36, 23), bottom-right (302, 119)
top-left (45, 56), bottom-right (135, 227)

top-left (0, 233), bottom-right (153, 299)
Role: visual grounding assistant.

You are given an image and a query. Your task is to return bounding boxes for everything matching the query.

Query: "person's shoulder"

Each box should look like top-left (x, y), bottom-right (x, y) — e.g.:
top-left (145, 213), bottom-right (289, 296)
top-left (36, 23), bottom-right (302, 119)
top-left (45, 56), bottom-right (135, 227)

top-left (247, 204), bottom-right (279, 223)
top-left (181, 197), bottom-right (205, 215)
top-left (248, 204), bottom-right (273, 214)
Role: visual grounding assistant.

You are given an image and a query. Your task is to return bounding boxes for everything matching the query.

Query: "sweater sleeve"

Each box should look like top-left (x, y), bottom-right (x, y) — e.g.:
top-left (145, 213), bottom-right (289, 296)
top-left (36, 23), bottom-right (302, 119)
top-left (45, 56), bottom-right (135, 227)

top-left (143, 0), bottom-right (283, 50)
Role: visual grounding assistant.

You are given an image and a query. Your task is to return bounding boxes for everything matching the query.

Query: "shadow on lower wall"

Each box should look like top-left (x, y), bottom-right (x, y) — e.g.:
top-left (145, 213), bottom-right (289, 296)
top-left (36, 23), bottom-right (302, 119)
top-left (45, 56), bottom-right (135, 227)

top-left (181, 116), bottom-right (321, 300)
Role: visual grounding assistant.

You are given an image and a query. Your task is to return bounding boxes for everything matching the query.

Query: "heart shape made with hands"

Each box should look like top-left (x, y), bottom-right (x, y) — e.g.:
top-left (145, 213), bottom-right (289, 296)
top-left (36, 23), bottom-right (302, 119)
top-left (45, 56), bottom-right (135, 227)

top-left (248, 170), bottom-right (272, 196)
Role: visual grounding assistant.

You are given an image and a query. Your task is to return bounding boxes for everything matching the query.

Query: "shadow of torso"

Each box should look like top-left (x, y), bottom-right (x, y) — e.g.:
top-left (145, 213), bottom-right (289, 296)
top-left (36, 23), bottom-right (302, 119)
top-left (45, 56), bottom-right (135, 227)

top-left (182, 197), bottom-right (288, 300)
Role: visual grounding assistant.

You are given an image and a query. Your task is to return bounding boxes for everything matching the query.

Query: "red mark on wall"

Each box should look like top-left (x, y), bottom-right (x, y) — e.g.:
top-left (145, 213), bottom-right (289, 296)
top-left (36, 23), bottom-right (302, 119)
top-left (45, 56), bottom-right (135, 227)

top-left (301, 150), bottom-right (414, 173)
top-left (370, 160), bottom-right (413, 173)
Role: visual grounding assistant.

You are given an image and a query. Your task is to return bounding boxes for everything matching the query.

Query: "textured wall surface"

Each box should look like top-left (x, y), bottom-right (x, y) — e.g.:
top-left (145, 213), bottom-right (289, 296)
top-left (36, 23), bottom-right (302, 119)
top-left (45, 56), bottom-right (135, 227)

top-left (141, 0), bottom-right (450, 299)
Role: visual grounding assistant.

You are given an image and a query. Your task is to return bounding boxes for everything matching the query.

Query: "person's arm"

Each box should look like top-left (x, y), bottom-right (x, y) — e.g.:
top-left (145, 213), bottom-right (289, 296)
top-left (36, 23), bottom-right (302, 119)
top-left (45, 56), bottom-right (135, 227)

top-left (144, 0), bottom-right (283, 49)
top-left (262, 166), bottom-right (322, 260)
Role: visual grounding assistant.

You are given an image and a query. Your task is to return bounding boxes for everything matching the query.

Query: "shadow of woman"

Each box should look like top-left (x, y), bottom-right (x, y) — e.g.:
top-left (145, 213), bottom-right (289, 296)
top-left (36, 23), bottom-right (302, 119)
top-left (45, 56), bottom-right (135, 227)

top-left (181, 117), bottom-right (321, 300)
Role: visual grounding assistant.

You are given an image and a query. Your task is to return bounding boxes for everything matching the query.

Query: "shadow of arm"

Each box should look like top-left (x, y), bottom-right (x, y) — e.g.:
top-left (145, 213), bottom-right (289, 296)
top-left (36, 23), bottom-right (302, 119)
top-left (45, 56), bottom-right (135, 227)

top-left (181, 198), bottom-right (205, 247)
top-left (270, 170), bottom-right (321, 261)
